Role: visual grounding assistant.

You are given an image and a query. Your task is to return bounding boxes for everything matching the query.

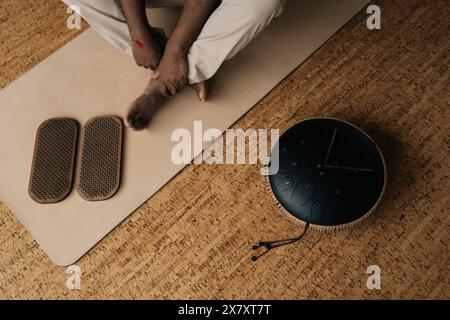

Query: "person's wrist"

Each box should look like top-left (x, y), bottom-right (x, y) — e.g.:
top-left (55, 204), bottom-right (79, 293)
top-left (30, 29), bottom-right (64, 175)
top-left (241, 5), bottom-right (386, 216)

top-left (165, 40), bottom-right (188, 57)
top-left (129, 25), bottom-right (154, 44)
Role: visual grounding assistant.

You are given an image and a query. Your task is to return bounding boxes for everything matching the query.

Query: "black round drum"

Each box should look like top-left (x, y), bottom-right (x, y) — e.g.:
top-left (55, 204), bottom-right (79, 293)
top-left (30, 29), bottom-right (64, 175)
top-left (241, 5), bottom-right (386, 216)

top-left (268, 118), bottom-right (386, 232)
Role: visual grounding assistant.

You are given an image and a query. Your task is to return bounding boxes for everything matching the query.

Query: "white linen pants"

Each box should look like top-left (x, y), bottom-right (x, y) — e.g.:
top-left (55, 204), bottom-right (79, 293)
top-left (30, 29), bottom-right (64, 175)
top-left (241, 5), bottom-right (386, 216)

top-left (62, 0), bottom-right (285, 83)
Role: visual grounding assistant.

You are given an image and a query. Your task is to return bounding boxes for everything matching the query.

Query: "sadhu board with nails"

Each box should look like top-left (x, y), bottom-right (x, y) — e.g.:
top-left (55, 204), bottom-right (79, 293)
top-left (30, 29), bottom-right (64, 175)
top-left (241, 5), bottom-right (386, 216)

top-left (77, 116), bottom-right (123, 201)
top-left (28, 118), bottom-right (79, 204)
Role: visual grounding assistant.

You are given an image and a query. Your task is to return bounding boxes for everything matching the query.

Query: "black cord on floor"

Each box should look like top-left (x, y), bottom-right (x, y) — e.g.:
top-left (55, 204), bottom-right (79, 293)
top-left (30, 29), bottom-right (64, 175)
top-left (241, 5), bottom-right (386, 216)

top-left (251, 223), bottom-right (310, 261)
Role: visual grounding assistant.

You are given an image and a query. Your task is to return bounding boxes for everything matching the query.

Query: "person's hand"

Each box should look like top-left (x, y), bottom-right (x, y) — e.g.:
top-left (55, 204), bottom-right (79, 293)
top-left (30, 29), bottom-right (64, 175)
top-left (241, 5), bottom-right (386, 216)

top-left (153, 48), bottom-right (189, 96)
top-left (132, 42), bottom-right (161, 70)
top-left (131, 29), bottom-right (166, 70)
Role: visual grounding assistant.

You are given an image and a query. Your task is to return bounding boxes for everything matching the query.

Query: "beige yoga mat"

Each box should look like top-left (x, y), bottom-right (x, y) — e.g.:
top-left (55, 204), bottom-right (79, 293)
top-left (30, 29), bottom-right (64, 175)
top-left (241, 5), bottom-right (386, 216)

top-left (0, 0), bottom-right (369, 266)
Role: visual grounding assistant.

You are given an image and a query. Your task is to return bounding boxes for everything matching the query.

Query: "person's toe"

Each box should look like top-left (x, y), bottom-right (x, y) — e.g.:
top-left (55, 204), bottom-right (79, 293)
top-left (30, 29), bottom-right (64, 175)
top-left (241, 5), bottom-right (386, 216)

top-left (128, 111), bottom-right (148, 131)
top-left (125, 97), bottom-right (146, 130)
top-left (125, 111), bottom-right (136, 128)
top-left (192, 81), bottom-right (208, 102)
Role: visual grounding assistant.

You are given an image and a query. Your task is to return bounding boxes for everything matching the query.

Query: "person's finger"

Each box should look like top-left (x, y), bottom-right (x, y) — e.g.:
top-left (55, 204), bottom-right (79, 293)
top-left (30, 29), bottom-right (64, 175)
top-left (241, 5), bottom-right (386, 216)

top-left (168, 83), bottom-right (177, 96)
top-left (175, 80), bottom-right (184, 91)
top-left (159, 84), bottom-right (170, 97)
top-left (177, 76), bottom-right (188, 90)
top-left (180, 77), bottom-right (188, 88)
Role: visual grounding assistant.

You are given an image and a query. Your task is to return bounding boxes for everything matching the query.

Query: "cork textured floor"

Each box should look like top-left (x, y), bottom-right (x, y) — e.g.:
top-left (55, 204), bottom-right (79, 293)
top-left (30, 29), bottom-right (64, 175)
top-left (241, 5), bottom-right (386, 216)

top-left (0, 0), bottom-right (448, 299)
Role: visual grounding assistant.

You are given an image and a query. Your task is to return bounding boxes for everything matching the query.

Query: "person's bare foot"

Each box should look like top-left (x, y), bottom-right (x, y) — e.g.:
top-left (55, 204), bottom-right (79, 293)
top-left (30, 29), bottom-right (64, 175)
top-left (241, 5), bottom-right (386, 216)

top-left (125, 78), bottom-right (165, 131)
top-left (125, 78), bottom-right (209, 131)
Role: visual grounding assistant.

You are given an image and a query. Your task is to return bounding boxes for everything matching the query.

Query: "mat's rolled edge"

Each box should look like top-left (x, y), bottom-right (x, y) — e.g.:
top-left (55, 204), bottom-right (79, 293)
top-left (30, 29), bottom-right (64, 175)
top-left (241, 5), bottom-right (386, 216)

top-left (28, 118), bottom-right (79, 204)
top-left (76, 115), bottom-right (123, 202)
